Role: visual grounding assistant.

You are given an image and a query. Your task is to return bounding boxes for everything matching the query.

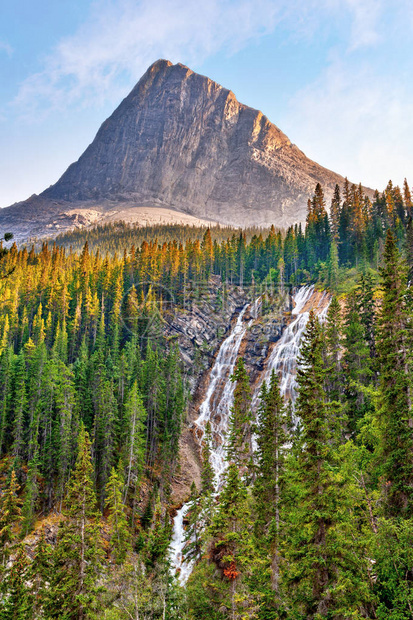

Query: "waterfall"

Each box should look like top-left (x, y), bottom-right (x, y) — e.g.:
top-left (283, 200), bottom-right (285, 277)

top-left (169, 504), bottom-right (195, 584)
top-left (169, 303), bottom-right (252, 584)
top-left (252, 285), bottom-right (330, 407)
top-left (195, 303), bottom-right (254, 488)
top-left (169, 287), bottom-right (330, 584)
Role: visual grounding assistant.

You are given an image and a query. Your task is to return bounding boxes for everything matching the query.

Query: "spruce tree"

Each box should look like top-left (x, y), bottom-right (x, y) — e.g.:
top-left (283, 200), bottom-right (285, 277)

top-left (0, 470), bottom-right (22, 565)
top-left (343, 291), bottom-right (373, 436)
top-left (201, 421), bottom-right (215, 495)
top-left (324, 295), bottom-right (343, 405)
top-left (0, 544), bottom-right (32, 620)
top-left (122, 380), bottom-right (146, 496)
top-left (29, 528), bottom-right (52, 618)
top-left (105, 466), bottom-right (131, 563)
top-left (330, 183), bottom-right (341, 242)
top-left (281, 311), bottom-right (371, 618)
top-left (376, 229), bottom-right (413, 516)
top-left (210, 463), bottom-right (254, 620)
top-left (254, 371), bottom-right (286, 593)
top-left (46, 424), bottom-right (102, 619)
top-left (327, 240), bottom-right (339, 290)
top-left (227, 359), bottom-right (253, 474)
top-left (183, 481), bottom-right (203, 563)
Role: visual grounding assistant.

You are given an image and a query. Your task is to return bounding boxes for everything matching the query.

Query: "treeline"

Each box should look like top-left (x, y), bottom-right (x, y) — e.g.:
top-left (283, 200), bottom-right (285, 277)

top-left (48, 177), bottom-right (413, 290)
top-left (183, 229), bottom-right (413, 619)
top-left (53, 221), bottom-right (269, 254)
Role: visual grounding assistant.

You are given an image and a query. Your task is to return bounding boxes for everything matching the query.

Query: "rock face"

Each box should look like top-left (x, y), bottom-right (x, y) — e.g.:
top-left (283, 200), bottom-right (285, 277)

top-left (1, 59), bottom-right (365, 240)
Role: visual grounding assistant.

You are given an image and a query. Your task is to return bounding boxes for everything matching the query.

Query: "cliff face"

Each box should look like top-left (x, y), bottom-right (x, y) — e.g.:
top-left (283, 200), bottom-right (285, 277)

top-left (1, 60), bottom-right (360, 240)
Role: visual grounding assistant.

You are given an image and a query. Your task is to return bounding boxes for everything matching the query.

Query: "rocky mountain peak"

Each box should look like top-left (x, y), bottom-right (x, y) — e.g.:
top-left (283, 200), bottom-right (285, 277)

top-left (0, 60), bottom-right (368, 240)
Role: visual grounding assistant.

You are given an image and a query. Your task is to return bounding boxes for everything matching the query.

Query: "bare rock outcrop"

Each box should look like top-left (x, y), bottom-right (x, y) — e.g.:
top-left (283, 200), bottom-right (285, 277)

top-left (0, 60), bottom-right (369, 241)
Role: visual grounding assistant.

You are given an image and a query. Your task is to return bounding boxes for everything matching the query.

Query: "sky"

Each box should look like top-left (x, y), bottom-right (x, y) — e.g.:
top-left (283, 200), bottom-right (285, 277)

top-left (1, 0), bottom-right (413, 207)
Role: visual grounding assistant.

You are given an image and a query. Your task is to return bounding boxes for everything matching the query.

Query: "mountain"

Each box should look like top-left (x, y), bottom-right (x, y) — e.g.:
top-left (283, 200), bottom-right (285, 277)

top-left (1, 60), bottom-right (364, 240)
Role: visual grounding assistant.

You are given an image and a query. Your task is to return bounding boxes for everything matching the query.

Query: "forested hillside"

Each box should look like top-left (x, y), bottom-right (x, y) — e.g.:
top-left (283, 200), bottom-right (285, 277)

top-left (1, 178), bottom-right (413, 618)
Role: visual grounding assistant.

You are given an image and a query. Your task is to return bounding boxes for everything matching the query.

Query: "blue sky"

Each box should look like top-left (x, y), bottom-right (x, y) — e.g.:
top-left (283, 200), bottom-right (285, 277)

top-left (1, 0), bottom-right (413, 207)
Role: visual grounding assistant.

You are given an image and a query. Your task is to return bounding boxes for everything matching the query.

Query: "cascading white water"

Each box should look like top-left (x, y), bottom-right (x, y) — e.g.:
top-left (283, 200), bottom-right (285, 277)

top-left (169, 287), bottom-right (330, 584)
top-left (169, 303), bottom-right (253, 584)
top-left (252, 285), bottom-right (330, 410)
top-left (195, 303), bottom-right (255, 487)
top-left (169, 504), bottom-right (196, 584)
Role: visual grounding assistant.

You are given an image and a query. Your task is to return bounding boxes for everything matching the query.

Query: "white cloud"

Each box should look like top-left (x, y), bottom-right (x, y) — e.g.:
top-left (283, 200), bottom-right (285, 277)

top-left (283, 58), bottom-right (413, 190)
top-left (13, 0), bottom-right (390, 120)
top-left (0, 41), bottom-right (13, 57)
top-left (13, 0), bottom-right (284, 118)
top-left (343, 0), bottom-right (383, 49)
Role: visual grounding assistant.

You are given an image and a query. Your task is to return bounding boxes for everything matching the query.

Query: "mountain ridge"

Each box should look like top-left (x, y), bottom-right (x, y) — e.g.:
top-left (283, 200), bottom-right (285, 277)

top-left (0, 59), bottom-right (370, 240)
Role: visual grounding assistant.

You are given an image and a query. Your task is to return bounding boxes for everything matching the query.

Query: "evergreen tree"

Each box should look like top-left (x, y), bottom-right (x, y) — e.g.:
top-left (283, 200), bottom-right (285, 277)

top-left (46, 425), bottom-right (102, 619)
top-left (21, 450), bottom-right (39, 536)
top-left (227, 359), bottom-right (253, 474)
top-left (281, 311), bottom-right (371, 618)
top-left (0, 544), bottom-right (32, 620)
top-left (330, 183), bottom-right (341, 242)
top-left (376, 229), bottom-right (413, 516)
top-left (343, 291), bottom-right (373, 435)
top-left (324, 295), bottom-right (343, 405)
top-left (29, 528), bottom-right (52, 618)
top-left (210, 463), bottom-right (255, 620)
top-left (183, 481), bottom-right (203, 564)
top-left (357, 272), bottom-right (377, 363)
top-left (254, 371), bottom-right (286, 594)
top-left (0, 470), bottom-right (22, 565)
top-left (327, 240), bottom-right (339, 290)
top-left (200, 421), bottom-right (215, 494)
top-left (122, 380), bottom-right (146, 497)
top-left (105, 466), bottom-right (131, 563)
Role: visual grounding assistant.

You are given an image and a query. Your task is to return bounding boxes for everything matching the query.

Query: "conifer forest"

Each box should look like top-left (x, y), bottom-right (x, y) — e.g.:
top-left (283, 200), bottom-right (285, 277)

top-left (2, 179), bottom-right (413, 619)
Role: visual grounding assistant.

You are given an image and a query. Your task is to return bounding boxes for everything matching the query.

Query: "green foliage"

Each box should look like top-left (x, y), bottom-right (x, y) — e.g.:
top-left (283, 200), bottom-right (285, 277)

top-left (201, 421), bottom-right (215, 494)
top-left (44, 425), bottom-right (103, 619)
top-left (105, 467), bottom-right (131, 563)
top-left (1, 178), bottom-right (413, 617)
top-left (376, 230), bottom-right (413, 516)
top-left (227, 359), bottom-right (254, 473)
top-left (0, 544), bottom-right (32, 619)
top-left (281, 312), bottom-right (372, 618)
top-left (0, 470), bottom-right (22, 565)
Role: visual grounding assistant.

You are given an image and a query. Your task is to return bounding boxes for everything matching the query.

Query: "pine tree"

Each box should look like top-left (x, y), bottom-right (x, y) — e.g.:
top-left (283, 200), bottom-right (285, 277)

top-left (122, 380), bottom-right (146, 498)
top-left (406, 217), bottom-right (413, 283)
top-left (227, 359), bottom-right (253, 474)
top-left (403, 178), bottom-right (412, 219)
top-left (324, 295), bottom-right (343, 405)
top-left (343, 291), bottom-right (373, 435)
top-left (0, 544), bottom-right (32, 620)
top-left (29, 528), bottom-right (52, 618)
top-left (45, 424), bottom-right (102, 619)
top-left (281, 311), bottom-right (371, 618)
top-left (201, 421), bottom-right (215, 494)
top-left (210, 463), bottom-right (254, 620)
top-left (330, 183), bottom-right (341, 242)
top-left (0, 470), bottom-right (22, 565)
top-left (183, 481), bottom-right (203, 564)
top-left (357, 272), bottom-right (377, 362)
top-left (376, 229), bottom-right (413, 516)
top-left (11, 352), bottom-right (26, 463)
top-left (254, 370), bottom-right (287, 595)
top-left (105, 466), bottom-right (131, 563)
top-left (21, 450), bottom-right (39, 536)
top-left (327, 240), bottom-right (339, 290)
